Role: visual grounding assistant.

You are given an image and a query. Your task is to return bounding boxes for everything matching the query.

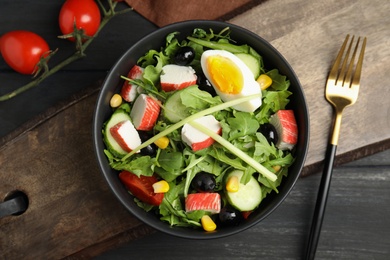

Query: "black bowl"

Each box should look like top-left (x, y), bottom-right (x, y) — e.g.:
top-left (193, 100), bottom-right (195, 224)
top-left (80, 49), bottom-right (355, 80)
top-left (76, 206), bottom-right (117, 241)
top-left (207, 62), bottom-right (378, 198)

top-left (93, 20), bottom-right (309, 239)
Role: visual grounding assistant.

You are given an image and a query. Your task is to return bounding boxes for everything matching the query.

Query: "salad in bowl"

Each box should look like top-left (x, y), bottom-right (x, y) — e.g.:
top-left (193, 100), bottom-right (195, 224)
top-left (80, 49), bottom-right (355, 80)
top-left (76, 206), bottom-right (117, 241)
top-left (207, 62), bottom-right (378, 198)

top-left (93, 20), bottom-right (309, 239)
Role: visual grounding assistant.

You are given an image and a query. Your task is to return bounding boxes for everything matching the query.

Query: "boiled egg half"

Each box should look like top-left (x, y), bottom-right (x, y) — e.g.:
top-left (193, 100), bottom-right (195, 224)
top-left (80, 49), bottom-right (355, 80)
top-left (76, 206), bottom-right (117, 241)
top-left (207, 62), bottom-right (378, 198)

top-left (200, 50), bottom-right (262, 112)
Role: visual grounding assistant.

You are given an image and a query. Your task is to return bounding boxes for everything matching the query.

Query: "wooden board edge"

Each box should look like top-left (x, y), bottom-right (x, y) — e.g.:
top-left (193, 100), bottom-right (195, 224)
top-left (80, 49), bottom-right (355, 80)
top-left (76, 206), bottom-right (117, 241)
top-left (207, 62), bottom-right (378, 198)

top-left (301, 138), bottom-right (390, 177)
top-left (0, 80), bottom-right (102, 148)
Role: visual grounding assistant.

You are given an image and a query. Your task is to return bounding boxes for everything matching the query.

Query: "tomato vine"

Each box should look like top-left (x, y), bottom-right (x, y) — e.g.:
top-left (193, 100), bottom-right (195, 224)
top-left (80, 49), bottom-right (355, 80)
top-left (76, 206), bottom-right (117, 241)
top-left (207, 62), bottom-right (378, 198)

top-left (0, 0), bottom-right (132, 102)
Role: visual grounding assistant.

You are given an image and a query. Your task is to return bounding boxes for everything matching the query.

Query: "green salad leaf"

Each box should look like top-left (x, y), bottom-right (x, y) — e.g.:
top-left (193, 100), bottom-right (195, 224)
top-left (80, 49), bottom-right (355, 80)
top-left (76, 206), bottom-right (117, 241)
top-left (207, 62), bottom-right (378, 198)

top-left (225, 111), bottom-right (259, 140)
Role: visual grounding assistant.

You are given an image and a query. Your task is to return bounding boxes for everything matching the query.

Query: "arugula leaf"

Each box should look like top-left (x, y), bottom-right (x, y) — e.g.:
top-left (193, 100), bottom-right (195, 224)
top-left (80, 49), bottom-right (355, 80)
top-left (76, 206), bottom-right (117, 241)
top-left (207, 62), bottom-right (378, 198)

top-left (164, 32), bottom-right (181, 60)
top-left (158, 150), bottom-right (184, 172)
top-left (209, 147), bottom-right (246, 171)
top-left (266, 69), bottom-right (290, 91)
top-left (180, 85), bottom-right (222, 111)
top-left (255, 90), bottom-right (292, 123)
top-left (143, 54), bottom-right (167, 87)
top-left (137, 49), bottom-right (160, 67)
top-left (187, 26), bottom-right (262, 60)
top-left (254, 133), bottom-right (276, 161)
top-left (109, 156), bottom-right (155, 177)
top-left (153, 150), bottom-right (185, 182)
top-left (159, 181), bottom-right (203, 227)
top-left (226, 111), bottom-right (259, 140)
top-left (188, 36), bottom-right (251, 54)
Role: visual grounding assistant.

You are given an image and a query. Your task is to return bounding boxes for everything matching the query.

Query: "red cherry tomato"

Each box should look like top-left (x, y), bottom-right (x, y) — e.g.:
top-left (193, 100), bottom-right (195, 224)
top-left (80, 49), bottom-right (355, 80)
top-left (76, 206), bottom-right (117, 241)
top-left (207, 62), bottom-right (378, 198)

top-left (119, 171), bottom-right (164, 206)
top-left (0, 30), bottom-right (50, 75)
top-left (59, 0), bottom-right (101, 41)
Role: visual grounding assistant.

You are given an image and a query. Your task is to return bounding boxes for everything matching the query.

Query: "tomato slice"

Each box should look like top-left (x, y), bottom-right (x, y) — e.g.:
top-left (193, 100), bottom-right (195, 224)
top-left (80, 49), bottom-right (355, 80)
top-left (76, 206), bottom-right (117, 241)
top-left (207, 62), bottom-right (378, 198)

top-left (242, 210), bottom-right (253, 219)
top-left (119, 171), bottom-right (164, 206)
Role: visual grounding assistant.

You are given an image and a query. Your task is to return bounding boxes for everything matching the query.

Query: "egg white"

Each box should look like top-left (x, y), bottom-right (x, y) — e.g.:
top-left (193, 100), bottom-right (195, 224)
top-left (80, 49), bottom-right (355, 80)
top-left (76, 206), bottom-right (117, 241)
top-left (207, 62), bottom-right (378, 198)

top-left (200, 50), bottom-right (262, 112)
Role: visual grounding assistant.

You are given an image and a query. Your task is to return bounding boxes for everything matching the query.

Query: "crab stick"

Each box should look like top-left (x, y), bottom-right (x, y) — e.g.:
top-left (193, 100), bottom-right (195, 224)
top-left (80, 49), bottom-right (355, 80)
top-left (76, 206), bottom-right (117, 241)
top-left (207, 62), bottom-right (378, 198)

top-left (160, 64), bottom-right (197, 92)
top-left (121, 65), bottom-right (144, 102)
top-left (110, 120), bottom-right (142, 153)
top-left (130, 94), bottom-right (161, 131)
top-left (181, 115), bottom-right (221, 151)
top-left (269, 110), bottom-right (298, 150)
top-left (185, 193), bottom-right (221, 214)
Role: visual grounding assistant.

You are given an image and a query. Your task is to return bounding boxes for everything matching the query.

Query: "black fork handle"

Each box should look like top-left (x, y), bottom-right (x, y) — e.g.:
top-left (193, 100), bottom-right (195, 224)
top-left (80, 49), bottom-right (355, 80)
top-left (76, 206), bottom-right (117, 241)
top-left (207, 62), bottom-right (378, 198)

top-left (305, 143), bottom-right (337, 260)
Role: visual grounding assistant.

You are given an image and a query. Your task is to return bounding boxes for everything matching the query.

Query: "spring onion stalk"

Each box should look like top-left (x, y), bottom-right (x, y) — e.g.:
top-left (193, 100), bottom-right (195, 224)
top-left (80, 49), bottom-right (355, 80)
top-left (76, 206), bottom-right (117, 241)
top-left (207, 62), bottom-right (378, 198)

top-left (188, 121), bottom-right (277, 182)
top-left (121, 93), bottom-right (262, 161)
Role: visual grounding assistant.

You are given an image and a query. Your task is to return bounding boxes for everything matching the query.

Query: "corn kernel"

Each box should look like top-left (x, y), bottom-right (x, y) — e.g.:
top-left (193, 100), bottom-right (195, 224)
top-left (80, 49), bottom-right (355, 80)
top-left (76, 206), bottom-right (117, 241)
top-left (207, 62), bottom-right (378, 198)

top-left (152, 180), bottom-right (170, 193)
top-left (154, 136), bottom-right (170, 149)
top-left (226, 175), bottom-right (239, 193)
top-left (272, 165), bottom-right (281, 172)
top-left (201, 215), bottom-right (217, 232)
top-left (110, 94), bottom-right (122, 108)
top-left (256, 74), bottom-right (272, 90)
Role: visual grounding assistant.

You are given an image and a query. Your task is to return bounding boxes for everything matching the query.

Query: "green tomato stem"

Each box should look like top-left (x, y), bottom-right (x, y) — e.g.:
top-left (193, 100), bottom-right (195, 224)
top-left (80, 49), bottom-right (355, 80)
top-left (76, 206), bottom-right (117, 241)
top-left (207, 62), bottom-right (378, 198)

top-left (0, 0), bottom-right (132, 102)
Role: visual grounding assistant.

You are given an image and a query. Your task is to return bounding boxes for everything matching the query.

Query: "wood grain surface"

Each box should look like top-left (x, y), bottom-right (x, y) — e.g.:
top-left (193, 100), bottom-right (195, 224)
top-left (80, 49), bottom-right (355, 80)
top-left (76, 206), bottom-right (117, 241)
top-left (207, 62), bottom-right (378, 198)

top-left (229, 0), bottom-right (390, 168)
top-left (1, 0), bottom-right (390, 259)
top-left (0, 88), bottom-right (154, 259)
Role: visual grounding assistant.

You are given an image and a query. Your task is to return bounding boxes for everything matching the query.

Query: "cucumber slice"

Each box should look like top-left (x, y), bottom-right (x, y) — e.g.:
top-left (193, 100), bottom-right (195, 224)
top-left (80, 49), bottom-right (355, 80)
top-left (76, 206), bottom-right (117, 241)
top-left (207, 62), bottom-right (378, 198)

top-left (103, 108), bottom-right (131, 157)
top-left (225, 170), bottom-right (262, 211)
top-left (163, 89), bottom-right (191, 123)
top-left (235, 53), bottom-right (261, 79)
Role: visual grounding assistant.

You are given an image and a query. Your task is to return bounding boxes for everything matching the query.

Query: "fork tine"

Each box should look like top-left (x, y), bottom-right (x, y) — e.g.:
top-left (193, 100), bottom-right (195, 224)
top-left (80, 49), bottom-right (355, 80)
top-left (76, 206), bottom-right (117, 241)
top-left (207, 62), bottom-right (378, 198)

top-left (351, 37), bottom-right (367, 87)
top-left (329, 34), bottom-right (350, 81)
top-left (338, 35), bottom-right (354, 85)
top-left (342, 36), bottom-right (358, 86)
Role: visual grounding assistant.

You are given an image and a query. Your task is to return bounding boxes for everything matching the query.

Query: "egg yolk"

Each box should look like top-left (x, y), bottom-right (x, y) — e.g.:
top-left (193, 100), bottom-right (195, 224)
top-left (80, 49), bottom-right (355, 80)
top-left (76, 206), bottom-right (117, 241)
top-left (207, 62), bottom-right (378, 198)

top-left (206, 55), bottom-right (244, 94)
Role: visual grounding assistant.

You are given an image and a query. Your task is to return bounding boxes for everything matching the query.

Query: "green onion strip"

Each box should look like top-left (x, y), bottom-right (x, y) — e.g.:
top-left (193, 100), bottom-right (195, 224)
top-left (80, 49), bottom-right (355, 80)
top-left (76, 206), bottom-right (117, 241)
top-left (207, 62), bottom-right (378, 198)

top-left (188, 121), bottom-right (277, 182)
top-left (121, 92), bottom-right (276, 182)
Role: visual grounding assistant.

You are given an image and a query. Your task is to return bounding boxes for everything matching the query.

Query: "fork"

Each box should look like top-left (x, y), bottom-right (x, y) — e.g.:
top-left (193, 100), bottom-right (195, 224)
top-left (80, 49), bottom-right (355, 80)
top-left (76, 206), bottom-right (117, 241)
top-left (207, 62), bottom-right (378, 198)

top-left (305, 35), bottom-right (367, 260)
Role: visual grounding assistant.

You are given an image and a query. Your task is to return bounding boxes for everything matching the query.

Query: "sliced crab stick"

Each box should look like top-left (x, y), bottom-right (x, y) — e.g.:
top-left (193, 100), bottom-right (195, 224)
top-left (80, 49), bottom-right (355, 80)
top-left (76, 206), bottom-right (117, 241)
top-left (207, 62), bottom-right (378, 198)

top-left (110, 120), bottom-right (142, 153)
top-left (269, 110), bottom-right (298, 150)
top-left (130, 94), bottom-right (161, 131)
top-left (121, 65), bottom-right (144, 102)
top-left (181, 115), bottom-right (221, 151)
top-left (160, 64), bottom-right (197, 92)
top-left (185, 193), bottom-right (221, 214)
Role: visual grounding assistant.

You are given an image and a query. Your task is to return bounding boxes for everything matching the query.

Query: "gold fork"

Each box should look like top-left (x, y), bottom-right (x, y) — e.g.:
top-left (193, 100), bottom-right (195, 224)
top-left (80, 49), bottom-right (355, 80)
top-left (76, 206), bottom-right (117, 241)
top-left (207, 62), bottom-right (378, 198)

top-left (305, 35), bottom-right (367, 260)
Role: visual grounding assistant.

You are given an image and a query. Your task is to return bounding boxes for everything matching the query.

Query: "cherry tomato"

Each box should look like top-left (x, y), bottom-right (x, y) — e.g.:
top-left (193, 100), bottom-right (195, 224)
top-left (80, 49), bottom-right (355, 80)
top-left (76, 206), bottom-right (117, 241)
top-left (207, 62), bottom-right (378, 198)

top-left (59, 0), bottom-right (101, 41)
top-left (0, 30), bottom-right (49, 75)
top-left (119, 171), bottom-right (164, 206)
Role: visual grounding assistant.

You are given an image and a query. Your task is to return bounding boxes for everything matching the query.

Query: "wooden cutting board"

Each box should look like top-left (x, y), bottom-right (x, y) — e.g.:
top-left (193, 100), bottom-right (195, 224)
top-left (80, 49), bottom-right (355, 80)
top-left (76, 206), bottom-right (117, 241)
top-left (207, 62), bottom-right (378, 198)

top-left (0, 86), bottom-right (155, 259)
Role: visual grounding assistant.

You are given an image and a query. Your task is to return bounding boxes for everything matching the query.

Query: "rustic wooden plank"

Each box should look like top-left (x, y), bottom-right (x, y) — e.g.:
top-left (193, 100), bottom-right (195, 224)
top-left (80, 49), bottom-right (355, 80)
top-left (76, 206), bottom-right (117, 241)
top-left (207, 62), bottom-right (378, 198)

top-left (229, 0), bottom-right (390, 167)
top-left (0, 91), bottom-right (154, 259)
